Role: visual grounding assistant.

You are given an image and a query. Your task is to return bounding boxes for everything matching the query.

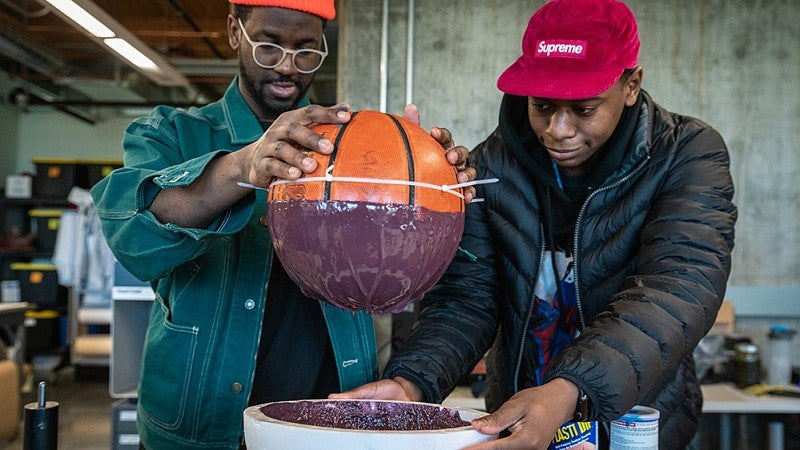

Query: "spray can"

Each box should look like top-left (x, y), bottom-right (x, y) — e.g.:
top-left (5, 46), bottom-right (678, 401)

top-left (610, 405), bottom-right (659, 450)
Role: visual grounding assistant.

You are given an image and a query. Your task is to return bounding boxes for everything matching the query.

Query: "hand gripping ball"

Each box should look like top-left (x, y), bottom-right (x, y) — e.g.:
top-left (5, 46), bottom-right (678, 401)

top-left (267, 110), bottom-right (465, 314)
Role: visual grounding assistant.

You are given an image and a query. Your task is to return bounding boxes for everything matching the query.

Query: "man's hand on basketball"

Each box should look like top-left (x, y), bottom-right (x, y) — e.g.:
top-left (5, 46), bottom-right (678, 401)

top-left (403, 104), bottom-right (476, 204)
top-left (242, 102), bottom-right (475, 203)
top-left (245, 103), bottom-right (352, 188)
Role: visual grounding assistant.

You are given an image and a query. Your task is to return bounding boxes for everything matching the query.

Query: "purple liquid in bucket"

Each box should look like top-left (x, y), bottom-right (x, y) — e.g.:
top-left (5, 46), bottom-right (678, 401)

top-left (259, 400), bottom-right (471, 431)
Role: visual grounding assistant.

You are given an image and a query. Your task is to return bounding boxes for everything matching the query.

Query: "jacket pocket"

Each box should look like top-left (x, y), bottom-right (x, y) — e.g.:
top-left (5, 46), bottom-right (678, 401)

top-left (138, 295), bottom-right (199, 431)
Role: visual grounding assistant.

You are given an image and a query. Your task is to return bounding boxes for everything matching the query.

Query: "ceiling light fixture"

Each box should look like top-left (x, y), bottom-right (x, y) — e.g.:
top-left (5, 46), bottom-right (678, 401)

top-left (42, 0), bottom-right (114, 38)
top-left (37, 0), bottom-right (190, 87)
top-left (103, 38), bottom-right (158, 71)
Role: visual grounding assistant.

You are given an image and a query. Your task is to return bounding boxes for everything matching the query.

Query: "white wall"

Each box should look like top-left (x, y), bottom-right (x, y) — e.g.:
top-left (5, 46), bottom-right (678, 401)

top-left (14, 110), bottom-right (132, 174)
top-left (0, 76), bottom-right (132, 178)
top-left (338, 0), bottom-right (800, 290)
top-left (634, 0), bottom-right (800, 287)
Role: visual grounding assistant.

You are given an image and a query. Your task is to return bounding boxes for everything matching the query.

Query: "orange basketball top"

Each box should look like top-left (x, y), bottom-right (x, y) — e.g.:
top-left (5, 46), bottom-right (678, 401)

top-left (268, 110), bottom-right (464, 214)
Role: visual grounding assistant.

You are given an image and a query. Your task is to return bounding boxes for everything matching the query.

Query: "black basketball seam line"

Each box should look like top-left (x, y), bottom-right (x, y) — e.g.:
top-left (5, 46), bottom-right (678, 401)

top-left (387, 114), bottom-right (415, 205)
top-left (324, 111), bottom-right (358, 201)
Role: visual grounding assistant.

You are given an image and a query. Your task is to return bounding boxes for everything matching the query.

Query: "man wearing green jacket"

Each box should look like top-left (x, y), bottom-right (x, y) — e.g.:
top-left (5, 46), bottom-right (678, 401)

top-left (91, 1), bottom-right (474, 448)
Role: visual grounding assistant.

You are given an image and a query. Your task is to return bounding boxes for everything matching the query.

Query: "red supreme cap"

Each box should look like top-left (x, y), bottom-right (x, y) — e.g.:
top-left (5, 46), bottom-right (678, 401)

top-left (497, 0), bottom-right (639, 100)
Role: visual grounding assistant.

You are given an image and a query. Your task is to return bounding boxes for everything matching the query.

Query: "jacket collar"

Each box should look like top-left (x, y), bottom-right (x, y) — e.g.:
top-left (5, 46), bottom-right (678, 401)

top-left (498, 90), bottom-right (652, 192)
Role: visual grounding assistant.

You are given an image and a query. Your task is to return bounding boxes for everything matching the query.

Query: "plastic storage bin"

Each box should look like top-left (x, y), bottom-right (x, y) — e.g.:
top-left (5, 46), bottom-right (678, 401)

top-left (28, 208), bottom-right (65, 251)
top-left (32, 158), bottom-right (86, 199)
top-left (84, 159), bottom-right (122, 189)
top-left (23, 309), bottom-right (62, 356)
top-left (10, 262), bottom-right (64, 307)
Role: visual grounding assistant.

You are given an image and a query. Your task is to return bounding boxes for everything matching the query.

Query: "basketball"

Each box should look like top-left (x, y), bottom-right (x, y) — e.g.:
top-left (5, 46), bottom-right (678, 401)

top-left (266, 110), bottom-right (466, 314)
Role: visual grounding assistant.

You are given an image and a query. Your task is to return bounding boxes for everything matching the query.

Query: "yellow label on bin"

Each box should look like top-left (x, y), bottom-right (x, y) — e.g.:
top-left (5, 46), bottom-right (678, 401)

top-left (11, 262), bottom-right (57, 271)
top-left (10, 262), bottom-right (57, 271)
top-left (48, 218), bottom-right (59, 230)
top-left (25, 310), bottom-right (59, 319)
top-left (28, 209), bottom-right (64, 218)
top-left (47, 166), bottom-right (62, 178)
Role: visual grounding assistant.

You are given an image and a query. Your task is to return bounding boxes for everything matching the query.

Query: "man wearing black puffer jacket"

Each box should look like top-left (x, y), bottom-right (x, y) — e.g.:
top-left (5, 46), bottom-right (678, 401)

top-left (334, 0), bottom-right (737, 448)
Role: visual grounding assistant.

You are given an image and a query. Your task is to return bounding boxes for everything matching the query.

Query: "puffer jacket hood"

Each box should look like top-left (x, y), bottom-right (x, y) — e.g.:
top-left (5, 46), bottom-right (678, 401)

top-left (383, 90), bottom-right (736, 449)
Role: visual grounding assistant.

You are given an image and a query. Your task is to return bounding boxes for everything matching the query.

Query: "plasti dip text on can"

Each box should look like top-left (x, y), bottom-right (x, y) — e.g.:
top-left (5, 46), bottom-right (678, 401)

top-left (610, 406), bottom-right (659, 450)
top-left (548, 421), bottom-right (598, 449)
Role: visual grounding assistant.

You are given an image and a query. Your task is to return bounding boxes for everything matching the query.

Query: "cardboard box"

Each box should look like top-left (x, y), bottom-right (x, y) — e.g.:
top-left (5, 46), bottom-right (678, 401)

top-left (710, 300), bottom-right (735, 334)
top-left (0, 360), bottom-right (20, 444)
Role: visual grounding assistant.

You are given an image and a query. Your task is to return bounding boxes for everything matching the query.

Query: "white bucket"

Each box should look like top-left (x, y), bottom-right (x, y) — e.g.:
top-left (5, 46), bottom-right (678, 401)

top-left (243, 399), bottom-right (496, 450)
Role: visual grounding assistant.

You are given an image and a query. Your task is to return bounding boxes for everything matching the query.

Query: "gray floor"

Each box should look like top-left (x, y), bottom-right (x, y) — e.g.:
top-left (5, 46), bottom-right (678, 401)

top-left (1, 365), bottom-right (114, 450)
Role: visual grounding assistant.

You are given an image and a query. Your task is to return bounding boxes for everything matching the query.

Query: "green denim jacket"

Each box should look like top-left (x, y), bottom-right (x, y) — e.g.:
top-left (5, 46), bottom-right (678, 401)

top-left (91, 79), bottom-right (377, 449)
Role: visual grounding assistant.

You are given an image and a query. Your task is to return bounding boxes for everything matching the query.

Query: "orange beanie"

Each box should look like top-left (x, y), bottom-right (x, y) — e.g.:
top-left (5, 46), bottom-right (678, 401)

top-left (229, 0), bottom-right (335, 20)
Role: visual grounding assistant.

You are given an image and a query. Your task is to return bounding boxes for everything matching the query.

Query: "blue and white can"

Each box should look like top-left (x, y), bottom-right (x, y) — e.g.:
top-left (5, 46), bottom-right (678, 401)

top-left (610, 405), bottom-right (659, 450)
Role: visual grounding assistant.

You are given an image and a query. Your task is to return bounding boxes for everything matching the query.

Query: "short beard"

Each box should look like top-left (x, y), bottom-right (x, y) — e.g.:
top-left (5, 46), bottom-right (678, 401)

top-left (239, 60), bottom-right (312, 121)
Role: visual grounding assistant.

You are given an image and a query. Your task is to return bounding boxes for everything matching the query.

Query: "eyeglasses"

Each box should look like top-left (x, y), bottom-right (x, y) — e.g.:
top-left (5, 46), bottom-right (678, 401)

top-left (237, 18), bottom-right (328, 74)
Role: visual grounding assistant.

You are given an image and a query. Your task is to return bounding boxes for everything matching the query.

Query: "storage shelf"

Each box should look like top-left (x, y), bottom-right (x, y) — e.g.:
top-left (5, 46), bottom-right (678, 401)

top-left (3, 178), bottom-right (111, 367)
top-left (69, 289), bottom-right (110, 367)
top-left (3, 197), bottom-right (71, 207)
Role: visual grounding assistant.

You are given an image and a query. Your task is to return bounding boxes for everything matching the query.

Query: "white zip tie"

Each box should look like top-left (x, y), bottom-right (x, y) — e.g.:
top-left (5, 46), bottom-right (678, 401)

top-left (258, 165), bottom-right (498, 199)
top-left (237, 166), bottom-right (498, 203)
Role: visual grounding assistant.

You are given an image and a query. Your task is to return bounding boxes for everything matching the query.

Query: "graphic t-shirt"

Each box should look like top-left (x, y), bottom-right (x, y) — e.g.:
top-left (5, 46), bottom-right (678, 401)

top-left (523, 250), bottom-right (578, 387)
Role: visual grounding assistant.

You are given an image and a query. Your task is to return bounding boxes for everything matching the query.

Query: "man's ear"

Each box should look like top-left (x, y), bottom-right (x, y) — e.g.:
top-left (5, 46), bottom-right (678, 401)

top-left (624, 66), bottom-right (643, 106)
top-left (228, 15), bottom-right (241, 50)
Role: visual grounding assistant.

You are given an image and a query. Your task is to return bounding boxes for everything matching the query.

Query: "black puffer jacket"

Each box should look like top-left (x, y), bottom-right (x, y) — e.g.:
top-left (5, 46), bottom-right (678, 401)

top-left (383, 91), bottom-right (737, 449)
